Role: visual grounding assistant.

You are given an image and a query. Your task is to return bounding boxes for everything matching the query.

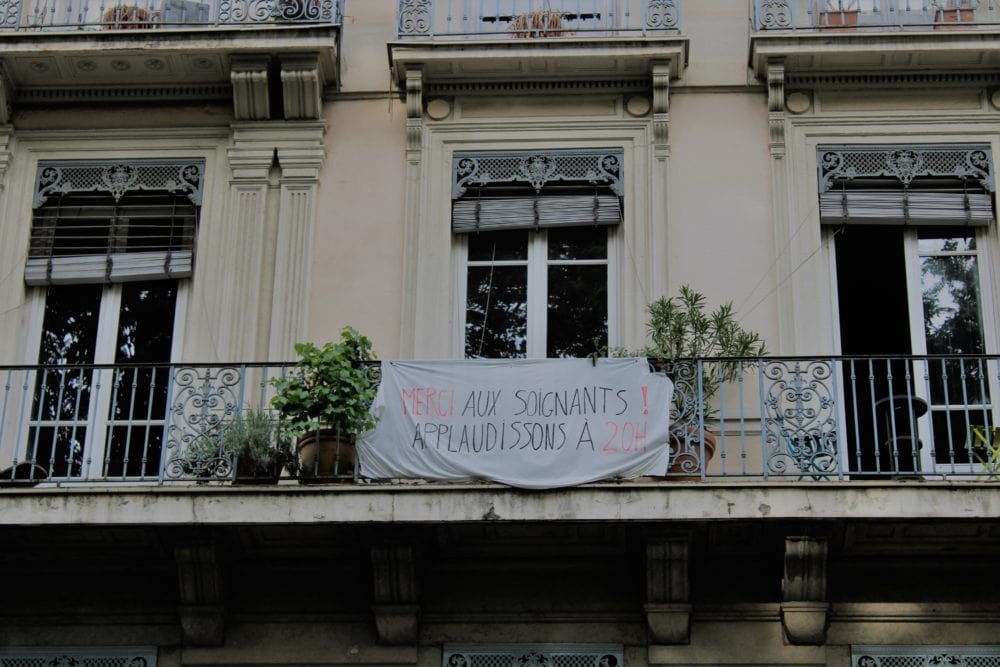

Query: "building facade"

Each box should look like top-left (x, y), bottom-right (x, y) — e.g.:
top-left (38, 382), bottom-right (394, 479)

top-left (1, 1), bottom-right (999, 666)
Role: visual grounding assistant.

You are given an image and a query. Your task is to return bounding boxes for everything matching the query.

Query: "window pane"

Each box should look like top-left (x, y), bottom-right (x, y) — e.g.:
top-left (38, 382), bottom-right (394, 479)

top-left (108, 282), bottom-right (177, 477)
top-left (918, 232), bottom-right (976, 252)
top-left (920, 245), bottom-right (986, 404)
top-left (547, 265), bottom-right (607, 358)
top-left (468, 230), bottom-right (528, 261)
top-left (466, 266), bottom-right (527, 358)
top-left (115, 281), bottom-right (178, 364)
top-left (33, 285), bottom-right (101, 425)
top-left (548, 226), bottom-right (607, 260)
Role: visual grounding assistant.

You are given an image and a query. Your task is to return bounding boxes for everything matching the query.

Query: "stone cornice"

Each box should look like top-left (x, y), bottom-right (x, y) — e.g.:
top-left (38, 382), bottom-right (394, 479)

top-left (3, 483), bottom-right (1000, 526)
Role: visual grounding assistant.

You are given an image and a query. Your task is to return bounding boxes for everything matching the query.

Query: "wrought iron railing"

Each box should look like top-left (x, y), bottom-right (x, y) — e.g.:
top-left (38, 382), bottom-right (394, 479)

top-left (395, 0), bottom-right (681, 39)
top-left (0, 0), bottom-right (342, 31)
top-left (752, 0), bottom-right (1000, 31)
top-left (1, 356), bottom-right (998, 486)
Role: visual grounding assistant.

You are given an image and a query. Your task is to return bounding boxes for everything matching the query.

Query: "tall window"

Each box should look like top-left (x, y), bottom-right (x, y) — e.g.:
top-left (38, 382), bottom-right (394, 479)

top-left (823, 144), bottom-right (996, 473)
top-left (24, 159), bottom-right (203, 480)
top-left (452, 150), bottom-right (622, 359)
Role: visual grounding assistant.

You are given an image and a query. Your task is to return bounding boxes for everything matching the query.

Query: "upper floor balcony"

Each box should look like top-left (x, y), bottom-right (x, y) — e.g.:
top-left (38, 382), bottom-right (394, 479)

top-left (3, 355), bottom-right (998, 485)
top-left (389, 0), bottom-right (688, 89)
top-left (2, 355), bottom-right (999, 529)
top-left (0, 0), bottom-right (343, 115)
top-left (749, 0), bottom-right (1000, 79)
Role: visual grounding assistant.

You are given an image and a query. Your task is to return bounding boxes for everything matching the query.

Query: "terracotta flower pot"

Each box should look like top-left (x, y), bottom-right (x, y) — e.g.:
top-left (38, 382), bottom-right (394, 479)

top-left (666, 427), bottom-right (717, 480)
top-left (297, 429), bottom-right (356, 479)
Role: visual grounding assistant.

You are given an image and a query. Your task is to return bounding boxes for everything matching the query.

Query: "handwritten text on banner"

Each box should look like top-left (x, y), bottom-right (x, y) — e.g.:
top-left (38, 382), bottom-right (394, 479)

top-left (356, 358), bottom-right (673, 489)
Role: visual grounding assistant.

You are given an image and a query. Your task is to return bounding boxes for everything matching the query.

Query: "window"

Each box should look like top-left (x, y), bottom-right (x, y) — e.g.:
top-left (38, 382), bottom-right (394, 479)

top-left (823, 144), bottom-right (997, 474)
top-left (23, 159), bottom-right (203, 480)
top-left (452, 150), bottom-right (622, 359)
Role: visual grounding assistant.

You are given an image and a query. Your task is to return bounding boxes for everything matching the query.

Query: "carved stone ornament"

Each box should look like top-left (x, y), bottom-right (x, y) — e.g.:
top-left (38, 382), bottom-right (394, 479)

top-left (780, 537), bottom-right (828, 645)
top-left (34, 158), bottom-right (205, 209)
top-left (453, 149), bottom-right (624, 198)
top-left (818, 144), bottom-right (994, 192)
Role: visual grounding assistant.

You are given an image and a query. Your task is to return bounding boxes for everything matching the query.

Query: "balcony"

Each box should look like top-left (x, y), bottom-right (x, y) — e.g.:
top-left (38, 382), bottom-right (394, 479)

top-left (2, 355), bottom-right (998, 488)
top-left (749, 0), bottom-right (1000, 79)
top-left (389, 0), bottom-right (688, 89)
top-left (0, 0), bottom-right (342, 111)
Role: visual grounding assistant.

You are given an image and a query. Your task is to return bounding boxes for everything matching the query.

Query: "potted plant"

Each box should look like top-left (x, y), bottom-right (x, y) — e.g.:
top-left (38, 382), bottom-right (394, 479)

top-left (220, 408), bottom-right (296, 483)
top-left (509, 7), bottom-right (565, 38)
top-left (270, 326), bottom-right (379, 480)
top-left (639, 285), bottom-right (766, 477)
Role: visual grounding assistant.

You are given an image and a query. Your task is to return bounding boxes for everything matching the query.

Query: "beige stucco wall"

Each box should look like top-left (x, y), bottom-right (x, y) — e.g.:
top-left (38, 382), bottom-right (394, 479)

top-left (309, 97), bottom-right (407, 357)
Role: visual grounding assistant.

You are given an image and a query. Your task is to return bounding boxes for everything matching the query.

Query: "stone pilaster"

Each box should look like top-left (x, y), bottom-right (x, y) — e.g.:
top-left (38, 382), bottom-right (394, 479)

top-left (400, 67), bottom-right (424, 358)
top-left (766, 58), bottom-right (796, 352)
top-left (224, 122), bottom-right (326, 362)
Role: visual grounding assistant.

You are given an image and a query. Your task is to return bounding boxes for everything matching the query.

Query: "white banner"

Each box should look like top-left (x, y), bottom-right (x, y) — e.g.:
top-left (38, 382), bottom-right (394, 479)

top-left (356, 358), bottom-right (673, 489)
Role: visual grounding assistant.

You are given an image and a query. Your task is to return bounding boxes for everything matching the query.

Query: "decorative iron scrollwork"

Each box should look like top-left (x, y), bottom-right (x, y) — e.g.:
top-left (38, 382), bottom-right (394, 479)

top-left (397, 0), bottom-right (432, 35)
top-left (163, 367), bottom-right (241, 481)
top-left (34, 158), bottom-right (205, 208)
top-left (818, 144), bottom-right (994, 192)
top-left (453, 149), bottom-right (624, 198)
top-left (756, 0), bottom-right (793, 29)
top-left (762, 360), bottom-right (838, 478)
top-left (646, 0), bottom-right (679, 28)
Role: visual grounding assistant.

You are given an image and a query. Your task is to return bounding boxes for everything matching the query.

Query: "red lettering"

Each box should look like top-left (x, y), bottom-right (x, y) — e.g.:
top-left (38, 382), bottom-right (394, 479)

top-left (400, 387), bottom-right (454, 417)
top-left (602, 421), bottom-right (619, 454)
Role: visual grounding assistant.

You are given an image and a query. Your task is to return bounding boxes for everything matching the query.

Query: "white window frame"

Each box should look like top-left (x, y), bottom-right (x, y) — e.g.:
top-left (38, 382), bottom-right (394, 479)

top-left (902, 227), bottom-right (1000, 475)
top-left (24, 279), bottom-right (189, 481)
top-left (456, 227), bottom-right (619, 359)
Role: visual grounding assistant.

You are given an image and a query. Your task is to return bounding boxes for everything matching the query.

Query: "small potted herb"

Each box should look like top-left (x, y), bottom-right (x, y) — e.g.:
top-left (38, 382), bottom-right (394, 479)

top-left (270, 326), bottom-right (379, 479)
top-left (220, 408), bottom-right (295, 483)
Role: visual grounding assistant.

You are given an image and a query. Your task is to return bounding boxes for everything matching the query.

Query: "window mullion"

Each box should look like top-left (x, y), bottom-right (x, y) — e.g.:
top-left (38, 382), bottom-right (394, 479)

top-left (527, 230), bottom-right (547, 359)
top-left (85, 285), bottom-right (123, 479)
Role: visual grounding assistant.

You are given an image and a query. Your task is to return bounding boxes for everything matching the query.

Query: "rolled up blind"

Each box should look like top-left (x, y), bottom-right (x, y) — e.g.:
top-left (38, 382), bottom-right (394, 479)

top-left (819, 189), bottom-right (994, 227)
top-left (25, 191), bottom-right (197, 286)
top-left (452, 192), bottom-right (622, 233)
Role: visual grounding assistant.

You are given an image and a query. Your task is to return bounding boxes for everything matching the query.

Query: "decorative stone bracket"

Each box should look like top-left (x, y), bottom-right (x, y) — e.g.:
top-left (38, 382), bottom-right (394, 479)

top-left (767, 59), bottom-right (786, 155)
top-left (780, 536), bottom-right (829, 645)
top-left (231, 54), bottom-right (325, 121)
top-left (651, 61), bottom-right (670, 156)
top-left (644, 538), bottom-right (691, 644)
top-left (371, 544), bottom-right (420, 645)
top-left (174, 543), bottom-right (226, 646)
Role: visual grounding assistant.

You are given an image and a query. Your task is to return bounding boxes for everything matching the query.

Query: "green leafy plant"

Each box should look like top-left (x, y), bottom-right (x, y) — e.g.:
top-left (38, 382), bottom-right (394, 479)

top-left (639, 284), bottom-right (766, 403)
top-left (969, 425), bottom-right (1000, 481)
top-left (270, 326), bottom-right (379, 441)
top-left (220, 408), bottom-right (296, 479)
